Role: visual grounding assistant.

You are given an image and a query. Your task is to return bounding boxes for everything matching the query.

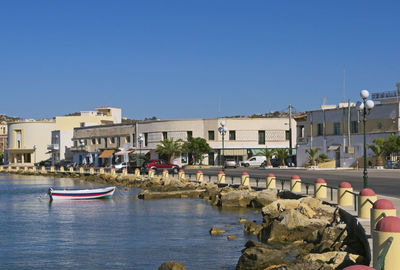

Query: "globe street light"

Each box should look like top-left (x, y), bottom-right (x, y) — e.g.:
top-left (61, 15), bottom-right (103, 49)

top-left (358, 89), bottom-right (375, 188)
top-left (138, 134), bottom-right (144, 167)
top-left (218, 121), bottom-right (227, 172)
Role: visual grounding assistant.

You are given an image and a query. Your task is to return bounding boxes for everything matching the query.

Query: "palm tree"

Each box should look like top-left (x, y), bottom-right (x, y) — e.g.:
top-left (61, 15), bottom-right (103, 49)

top-left (155, 138), bottom-right (183, 163)
top-left (305, 148), bottom-right (320, 166)
top-left (259, 148), bottom-right (275, 167)
top-left (368, 138), bottom-right (385, 167)
top-left (275, 148), bottom-right (288, 166)
top-left (182, 137), bottom-right (211, 165)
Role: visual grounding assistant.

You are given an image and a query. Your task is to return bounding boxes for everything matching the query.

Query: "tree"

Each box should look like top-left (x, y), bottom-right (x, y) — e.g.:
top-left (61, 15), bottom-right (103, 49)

top-left (305, 148), bottom-right (320, 166)
top-left (368, 138), bottom-right (385, 167)
top-left (275, 148), bottom-right (288, 166)
top-left (318, 153), bottom-right (328, 163)
top-left (259, 148), bottom-right (275, 167)
top-left (383, 136), bottom-right (400, 159)
top-left (183, 137), bottom-right (211, 165)
top-left (155, 138), bottom-right (183, 163)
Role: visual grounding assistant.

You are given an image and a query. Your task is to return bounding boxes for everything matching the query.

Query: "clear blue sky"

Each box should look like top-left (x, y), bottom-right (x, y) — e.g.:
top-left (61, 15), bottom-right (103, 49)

top-left (1, 1), bottom-right (400, 120)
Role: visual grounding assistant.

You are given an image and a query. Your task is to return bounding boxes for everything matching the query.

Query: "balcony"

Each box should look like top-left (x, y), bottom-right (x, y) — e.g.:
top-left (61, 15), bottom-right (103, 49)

top-left (70, 145), bottom-right (88, 152)
top-left (47, 144), bottom-right (60, 151)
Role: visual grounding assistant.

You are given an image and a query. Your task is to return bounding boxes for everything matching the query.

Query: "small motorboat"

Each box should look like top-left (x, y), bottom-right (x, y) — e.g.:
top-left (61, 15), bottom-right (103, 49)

top-left (48, 186), bottom-right (116, 200)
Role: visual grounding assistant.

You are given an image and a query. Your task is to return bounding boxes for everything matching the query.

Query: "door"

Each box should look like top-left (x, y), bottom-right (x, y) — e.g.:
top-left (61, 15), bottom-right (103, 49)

top-left (335, 150), bottom-right (340, 167)
top-left (208, 152), bottom-right (215, 165)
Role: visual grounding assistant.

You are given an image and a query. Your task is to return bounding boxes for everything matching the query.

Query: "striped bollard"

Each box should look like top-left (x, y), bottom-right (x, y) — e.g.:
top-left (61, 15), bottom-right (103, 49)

top-left (217, 171), bottom-right (225, 184)
top-left (79, 167), bottom-right (84, 174)
top-left (178, 169), bottom-right (184, 180)
top-left (162, 169), bottom-right (168, 178)
top-left (343, 265), bottom-right (375, 269)
top-left (90, 167), bottom-right (95, 175)
top-left (122, 167), bottom-right (128, 175)
top-left (69, 166), bottom-right (74, 173)
top-left (314, 178), bottom-right (327, 199)
top-left (50, 166), bottom-right (55, 172)
top-left (266, 173), bottom-right (276, 189)
top-left (0, 165), bottom-right (3, 171)
top-left (290, 175), bottom-right (301, 193)
top-left (373, 216), bottom-right (400, 269)
top-left (100, 167), bottom-right (105, 174)
top-left (24, 166), bottom-right (28, 171)
top-left (33, 166), bottom-right (37, 172)
top-left (111, 167), bottom-right (116, 175)
top-left (196, 170), bottom-right (203, 182)
top-left (41, 166), bottom-right (46, 173)
top-left (241, 172), bottom-right (250, 187)
top-left (338, 182), bottom-right (353, 206)
top-left (371, 199), bottom-right (397, 232)
top-left (135, 168), bottom-right (141, 176)
top-left (358, 188), bottom-right (377, 219)
top-left (60, 166), bottom-right (64, 172)
top-left (148, 169), bottom-right (154, 178)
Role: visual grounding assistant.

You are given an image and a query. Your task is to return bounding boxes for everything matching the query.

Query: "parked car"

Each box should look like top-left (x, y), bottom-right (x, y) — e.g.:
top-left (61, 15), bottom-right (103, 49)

top-left (241, 156), bottom-right (267, 167)
top-left (224, 159), bottom-right (238, 168)
top-left (115, 162), bottom-right (128, 172)
top-left (142, 160), bottom-right (179, 174)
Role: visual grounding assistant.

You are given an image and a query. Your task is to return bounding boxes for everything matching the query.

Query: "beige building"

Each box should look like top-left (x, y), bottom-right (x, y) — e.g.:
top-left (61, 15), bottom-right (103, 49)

top-left (7, 120), bottom-right (56, 164)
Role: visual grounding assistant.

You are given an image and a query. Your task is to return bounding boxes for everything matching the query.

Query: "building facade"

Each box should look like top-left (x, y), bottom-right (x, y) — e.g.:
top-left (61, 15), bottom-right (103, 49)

top-left (296, 100), bottom-right (400, 168)
top-left (0, 121), bottom-right (7, 163)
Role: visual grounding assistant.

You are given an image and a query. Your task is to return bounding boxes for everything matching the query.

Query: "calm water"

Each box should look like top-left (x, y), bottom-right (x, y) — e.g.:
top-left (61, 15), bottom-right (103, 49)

top-left (0, 174), bottom-right (260, 269)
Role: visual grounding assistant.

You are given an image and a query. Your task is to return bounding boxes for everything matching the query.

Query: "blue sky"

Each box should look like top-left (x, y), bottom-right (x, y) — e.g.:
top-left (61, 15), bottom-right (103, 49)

top-left (1, 1), bottom-right (400, 120)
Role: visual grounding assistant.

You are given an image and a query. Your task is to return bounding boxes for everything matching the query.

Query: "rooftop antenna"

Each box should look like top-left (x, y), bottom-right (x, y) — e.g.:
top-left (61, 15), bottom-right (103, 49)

top-left (342, 65), bottom-right (346, 103)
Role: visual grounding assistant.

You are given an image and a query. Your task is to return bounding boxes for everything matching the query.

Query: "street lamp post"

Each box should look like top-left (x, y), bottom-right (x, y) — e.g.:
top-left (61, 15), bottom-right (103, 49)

top-left (358, 89), bottom-right (375, 188)
top-left (218, 121), bottom-right (227, 172)
top-left (138, 134), bottom-right (144, 167)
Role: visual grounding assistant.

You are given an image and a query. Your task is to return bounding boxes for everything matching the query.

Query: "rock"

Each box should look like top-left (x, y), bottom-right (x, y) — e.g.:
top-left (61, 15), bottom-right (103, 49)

top-left (227, 235), bottom-right (238, 240)
top-left (301, 251), bottom-right (361, 269)
top-left (251, 189), bottom-right (277, 208)
top-left (261, 199), bottom-right (300, 219)
top-left (243, 221), bottom-right (263, 235)
top-left (220, 190), bottom-right (256, 207)
top-left (236, 240), bottom-right (288, 270)
top-left (299, 197), bottom-right (323, 209)
top-left (158, 261), bottom-right (186, 270)
top-left (238, 217), bottom-right (248, 224)
top-left (209, 226), bottom-right (226, 236)
top-left (267, 261), bottom-right (334, 270)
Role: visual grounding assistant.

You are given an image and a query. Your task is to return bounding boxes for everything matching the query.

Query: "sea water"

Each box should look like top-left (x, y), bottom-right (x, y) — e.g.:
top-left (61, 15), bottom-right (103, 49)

top-left (0, 174), bottom-right (260, 269)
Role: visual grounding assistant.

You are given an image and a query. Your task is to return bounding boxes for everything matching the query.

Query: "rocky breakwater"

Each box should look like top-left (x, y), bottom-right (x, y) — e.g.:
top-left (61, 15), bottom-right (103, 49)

top-left (237, 197), bottom-right (369, 270)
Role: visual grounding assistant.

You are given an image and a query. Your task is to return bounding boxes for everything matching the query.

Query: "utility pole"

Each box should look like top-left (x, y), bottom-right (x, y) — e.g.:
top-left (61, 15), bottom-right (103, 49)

top-left (288, 104), bottom-right (293, 167)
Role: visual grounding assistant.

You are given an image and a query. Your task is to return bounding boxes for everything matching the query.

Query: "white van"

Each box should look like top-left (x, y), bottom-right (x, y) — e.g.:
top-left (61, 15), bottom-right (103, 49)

top-left (241, 156), bottom-right (267, 167)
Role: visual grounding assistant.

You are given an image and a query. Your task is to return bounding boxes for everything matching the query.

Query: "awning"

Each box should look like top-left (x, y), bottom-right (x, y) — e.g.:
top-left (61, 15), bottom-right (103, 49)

top-left (115, 149), bottom-right (135, 156)
top-left (99, 149), bottom-right (115, 158)
top-left (327, 145), bottom-right (340, 151)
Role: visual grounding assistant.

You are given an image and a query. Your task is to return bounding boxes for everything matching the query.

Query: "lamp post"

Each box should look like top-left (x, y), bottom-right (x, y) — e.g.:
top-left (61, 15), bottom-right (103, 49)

top-left (138, 134), bottom-right (144, 167)
top-left (358, 89), bottom-right (375, 188)
top-left (218, 121), bottom-right (227, 172)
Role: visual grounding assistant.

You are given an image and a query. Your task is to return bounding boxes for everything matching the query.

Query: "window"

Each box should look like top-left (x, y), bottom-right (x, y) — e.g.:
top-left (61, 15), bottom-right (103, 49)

top-left (229, 130), bottom-right (236, 140)
top-left (74, 140), bottom-right (78, 147)
top-left (126, 136), bottom-right (131, 143)
top-left (105, 137), bottom-right (108, 148)
top-left (285, 130), bottom-right (290, 140)
top-left (334, 122), bottom-right (340, 135)
top-left (258, 130), bottom-right (265, 144)
top-left (208, 130), bottom-right (215, 140)
top-left (111, 137), bottom-right (115, 144)
top-left (163, 132), bottom-right (167, 140)
top-left (92, 138), bottom-right (96, 145)
top-left (187, 131), bottom-right (192, 139)
top-left (15, 130), bottom-right (22, 149)
top-left (97, 138), bottom-right (101, 144)
top-left (117, 137), bottom-right (121, 147)
top-left (351, 121), bottom-right (359, 133)
top-left (144, 133), bottom-right (148, 146)
top-left (317, 123), bottom-right (323, 136)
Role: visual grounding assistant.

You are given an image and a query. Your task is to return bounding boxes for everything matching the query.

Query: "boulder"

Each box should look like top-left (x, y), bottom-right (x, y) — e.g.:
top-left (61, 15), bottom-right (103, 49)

top-left (158, 261), bottom-right (186, 270)
top-left (262, 199), bottom-right (301, 219)
top-left (250, 189), bottom-right (278, 208)
top-left (209, 227), bottom-right (226, 236)
top-left (243, 221), bottom-right (263, 236)
top-left (227, 235), bottom-right (238, 240)
top-left (301, 251), bottom-right (362, 269)
top-left (236, 240), bottom-right (288, 270)
top-left (220, 190), bottom-right (256, 208)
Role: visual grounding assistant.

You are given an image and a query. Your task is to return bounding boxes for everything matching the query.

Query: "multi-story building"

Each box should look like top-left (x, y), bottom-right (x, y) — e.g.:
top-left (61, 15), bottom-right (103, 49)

top-left (71, 123), bottom-right (135, 167)
top-left (296, 95), bottom-right (400, 168)
top-left (70, 116), bottom-right (296, 167)
top-left (0, 121), bottom-right (8, 163)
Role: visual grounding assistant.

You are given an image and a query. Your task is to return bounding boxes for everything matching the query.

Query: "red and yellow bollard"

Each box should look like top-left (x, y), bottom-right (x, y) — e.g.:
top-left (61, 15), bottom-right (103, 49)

top-left (178, 169), bottom-right (184, 180)
top-left (373, 216), bottom-right (400, 269)
top-left (60, 166), bottom-right (64, 172)
top-left (100, 167), bottom-right (105, 174)
top-left (69, 166), bottom-right (74, 173)
top-left (290, 175), bottom-right (301, 193)
top-left (41, 166), bottom-right (46, 173)
top-left (343, 265), bottom-right (375, 269)
top-left (122, 167), bottom-right (128, 175)
top-left (135, 168), bottom-right (141, 176)
top-left (338, 182), bottom-right (353, 206)
top-left (162, 169), bottom-right (168, 178)
top-left (111, 167), bottom-right (115, 175)
top-left (217, 171), bottom-right (225, 184)
top-left (371, 199), bottom-right (397, 232)
top-left (241, 172), bottom-right (250, 187)
top-left (358, 188), bottom-right (377, 219)
top-left (196, 170), bottom-right (203, 182)
top-left (79, 166), bottom-right (84, 174)
top-left (148, 168), bottom-right (154, 178)
top-left (50, 166), bottom-right (55, 172)
top-left (314, 178), bottom-right (327, 199)
top-left (266, 173), bottom-right (276, 189)
top-left (90, 167), bottom-right (95, 175)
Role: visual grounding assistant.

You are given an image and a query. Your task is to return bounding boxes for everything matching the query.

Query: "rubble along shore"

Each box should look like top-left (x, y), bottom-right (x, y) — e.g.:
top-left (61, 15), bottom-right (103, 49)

top-left (4, 170), bottom-right (371, 270)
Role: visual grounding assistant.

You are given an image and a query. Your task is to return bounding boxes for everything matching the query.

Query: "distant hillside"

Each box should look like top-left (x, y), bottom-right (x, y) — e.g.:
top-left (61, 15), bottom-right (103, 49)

top-left (0, 114), bottom-right (22, 122)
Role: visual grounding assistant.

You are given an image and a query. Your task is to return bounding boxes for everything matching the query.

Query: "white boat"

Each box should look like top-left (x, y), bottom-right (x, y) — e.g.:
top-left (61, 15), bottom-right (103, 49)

top-left (48, 186), bottom-right (116, 200)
